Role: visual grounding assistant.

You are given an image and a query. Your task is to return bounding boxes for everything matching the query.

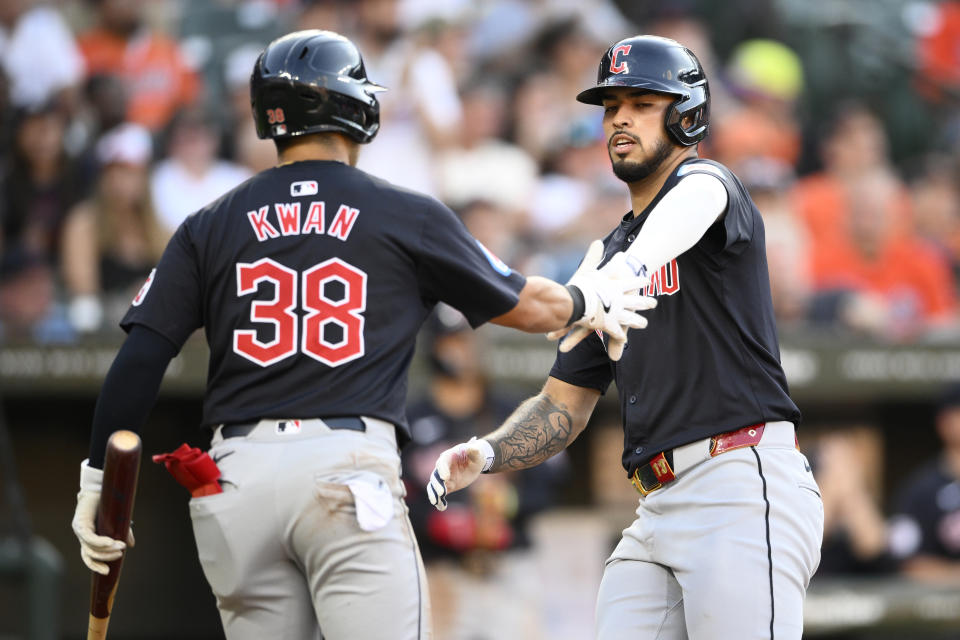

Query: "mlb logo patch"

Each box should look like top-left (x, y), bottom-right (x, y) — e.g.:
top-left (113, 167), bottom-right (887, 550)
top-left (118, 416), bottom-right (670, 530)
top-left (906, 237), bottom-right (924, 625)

top-left (291, 180), bottom-right (318, 197)
top-left (276, 420), bottom-right (302, 435)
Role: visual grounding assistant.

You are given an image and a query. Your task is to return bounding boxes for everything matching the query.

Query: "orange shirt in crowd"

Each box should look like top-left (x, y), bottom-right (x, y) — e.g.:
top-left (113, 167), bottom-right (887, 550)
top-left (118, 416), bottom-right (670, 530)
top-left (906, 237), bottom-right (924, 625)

top-left (78, 28), bottom-right (199, 131)
top-left (917, 1), bottom-right (960, 101)
top-left (792, 173), bottom-right (912, 246)
top-left (709, 105), bottom-right (801, 169)
top-left (810, 236), bottom-right (957, 322)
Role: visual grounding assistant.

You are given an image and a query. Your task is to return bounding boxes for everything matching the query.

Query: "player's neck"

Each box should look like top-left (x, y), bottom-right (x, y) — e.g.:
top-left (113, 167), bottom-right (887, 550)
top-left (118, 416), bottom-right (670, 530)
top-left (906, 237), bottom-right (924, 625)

top-left (626, 148), bottom-right (698, 215)
top-left (276, 134), bottom-right (358, 167)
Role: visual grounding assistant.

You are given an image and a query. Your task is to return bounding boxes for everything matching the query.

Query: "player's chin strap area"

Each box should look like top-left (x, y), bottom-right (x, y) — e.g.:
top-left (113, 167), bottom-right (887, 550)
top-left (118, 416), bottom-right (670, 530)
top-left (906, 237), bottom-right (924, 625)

top-left (631, 421), bottom-right (797, 496)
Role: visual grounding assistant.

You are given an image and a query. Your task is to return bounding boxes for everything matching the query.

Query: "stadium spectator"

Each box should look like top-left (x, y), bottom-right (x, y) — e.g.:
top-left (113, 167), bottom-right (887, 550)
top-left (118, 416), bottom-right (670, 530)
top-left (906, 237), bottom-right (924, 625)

top-left (0, 103), bottom-right (83, 341)
top-left (792, 103), bottom-right (911, 248)
top-left (72, 73), bottom-right (130, 185)
top-left (909, 154), bottom-right (960, 288)
top-left (0, 250), bottom-right (56, 340)
top-left (914, 0), bottom-right (960, 104)
top-left (0, 0), bottom-right (85, 111)
top-left (349, 0), bottom-right (463, 197)
top-left (60, 123), bottom-right (165, 333)
top-left (889, 385), bottom-right (960, 583)
top-left (709, 39), bottom-right (804, 169)
top-left (736, 156), bottom-right (812, 325)
top-left (1, 103), bottom-right (84, 268)
top-left (77, 0), bottom-right (199, 131)
top-left (808, 170), bottom-right (957, 338)
top-left (150, 107), bottom-right (251, 233)
top-left (437, 79), bottom-right (538, 215)
top-left (807, 426), bottom-right (894, 576)
top-left (512, 17), bottom-right (600, 164)
top-left (221, 43), bottom-right (275, 171)
top-left (176, 0), bottom-right (287, 112)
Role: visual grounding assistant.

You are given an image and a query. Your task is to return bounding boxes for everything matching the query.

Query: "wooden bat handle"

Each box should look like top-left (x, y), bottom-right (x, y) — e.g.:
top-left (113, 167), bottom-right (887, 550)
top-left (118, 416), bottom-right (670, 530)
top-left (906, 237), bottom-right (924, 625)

top-left (88, 430), bottom-right (141, 640)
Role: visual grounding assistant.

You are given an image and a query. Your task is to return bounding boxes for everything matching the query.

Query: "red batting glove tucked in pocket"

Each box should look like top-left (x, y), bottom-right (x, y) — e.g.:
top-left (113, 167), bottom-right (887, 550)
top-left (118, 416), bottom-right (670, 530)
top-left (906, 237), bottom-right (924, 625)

top-left (152, 444), bottom-right (222, 497)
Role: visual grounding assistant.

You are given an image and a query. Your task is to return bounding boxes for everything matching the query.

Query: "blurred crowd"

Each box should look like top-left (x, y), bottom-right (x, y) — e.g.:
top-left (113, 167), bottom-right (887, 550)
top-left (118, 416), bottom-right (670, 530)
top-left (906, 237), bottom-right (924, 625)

top-left (2, 0), bottom-right (960, 345)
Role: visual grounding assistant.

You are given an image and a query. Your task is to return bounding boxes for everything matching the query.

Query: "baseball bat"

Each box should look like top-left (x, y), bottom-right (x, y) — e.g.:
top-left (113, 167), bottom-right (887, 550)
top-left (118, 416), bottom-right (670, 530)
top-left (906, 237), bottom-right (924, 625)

top-left (88, 430), bottom-right (142, 640)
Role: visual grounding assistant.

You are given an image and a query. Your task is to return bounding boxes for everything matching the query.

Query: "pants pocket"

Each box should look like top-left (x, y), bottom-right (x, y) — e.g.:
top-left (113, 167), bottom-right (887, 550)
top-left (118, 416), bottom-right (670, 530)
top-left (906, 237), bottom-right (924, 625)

top-left (189, 492), bottom-right (243, 598)
top-left (314, 471), bottom-right (397, 532)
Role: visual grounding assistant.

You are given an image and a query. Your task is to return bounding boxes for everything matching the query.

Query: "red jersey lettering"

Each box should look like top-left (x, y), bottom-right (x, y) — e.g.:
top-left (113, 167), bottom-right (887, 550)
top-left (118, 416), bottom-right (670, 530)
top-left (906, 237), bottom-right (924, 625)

top-left (644, 260), bottom-right (681, 297)
top-left (247, 205), bottom-right (280, 242)
top-left (329, 205), bottom-right (359, 241)
top-left (302, 201), bottom-right (325, 234)
top-left (660, 260), bottom-right (680, 295)
top-left (275, 202), bottom-right (301, 235)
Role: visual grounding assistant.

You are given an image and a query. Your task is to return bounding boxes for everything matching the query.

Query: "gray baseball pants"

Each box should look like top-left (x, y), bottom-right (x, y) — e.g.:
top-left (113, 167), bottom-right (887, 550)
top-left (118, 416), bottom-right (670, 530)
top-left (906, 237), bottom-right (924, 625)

top-left (596, 421), bottom-right (823, 639)
top-left (188, 417), bottom-right (431, 640)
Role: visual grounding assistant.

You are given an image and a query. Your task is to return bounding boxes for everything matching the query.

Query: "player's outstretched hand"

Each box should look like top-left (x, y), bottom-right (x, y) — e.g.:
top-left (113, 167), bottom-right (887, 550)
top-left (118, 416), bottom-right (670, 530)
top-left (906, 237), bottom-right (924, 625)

top-left (71, 460), bottom-right (134, 575)
top-left (426, 437), bottom-right (495, 511)
top-left (548, 241), bottom-right (655, 360)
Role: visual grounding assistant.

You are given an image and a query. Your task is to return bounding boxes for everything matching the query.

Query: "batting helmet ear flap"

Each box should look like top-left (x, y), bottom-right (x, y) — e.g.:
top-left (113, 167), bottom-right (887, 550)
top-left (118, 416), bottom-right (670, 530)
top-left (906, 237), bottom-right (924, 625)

top-left (664, 84), bottom-right (709, 146)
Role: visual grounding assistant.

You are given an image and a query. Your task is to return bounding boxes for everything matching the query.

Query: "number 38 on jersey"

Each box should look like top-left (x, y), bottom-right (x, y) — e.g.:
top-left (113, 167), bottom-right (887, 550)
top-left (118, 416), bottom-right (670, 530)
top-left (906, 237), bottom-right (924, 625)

top-left (233, 257), bottom-right (367, 368)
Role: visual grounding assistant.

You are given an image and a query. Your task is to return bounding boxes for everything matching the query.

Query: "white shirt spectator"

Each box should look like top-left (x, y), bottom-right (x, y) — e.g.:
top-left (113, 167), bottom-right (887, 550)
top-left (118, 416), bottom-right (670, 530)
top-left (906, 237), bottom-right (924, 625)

top-left (151, 159), bottom-right (251, 232)
top-left (358, 43), bottom-right (462, 197)
top-left (439, 141), bottom-right (538, 212)
top-left (0, 5), bottom-right (85, 108)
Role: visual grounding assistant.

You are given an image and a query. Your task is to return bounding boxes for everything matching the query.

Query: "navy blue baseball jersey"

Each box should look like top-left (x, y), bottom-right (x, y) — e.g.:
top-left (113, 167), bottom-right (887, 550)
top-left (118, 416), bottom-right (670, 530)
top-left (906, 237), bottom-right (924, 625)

top-left (550, 158), bottom-right (801, 476)
top-left (121, 160), bottom-right (525, 438)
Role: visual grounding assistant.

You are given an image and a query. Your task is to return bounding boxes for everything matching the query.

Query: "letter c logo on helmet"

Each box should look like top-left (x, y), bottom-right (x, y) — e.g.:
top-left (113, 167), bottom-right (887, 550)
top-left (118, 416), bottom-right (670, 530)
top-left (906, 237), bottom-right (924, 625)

top-left (609, 45), bottom-right (632, 74)
top-left (578, 35), bottom-right (710, 147)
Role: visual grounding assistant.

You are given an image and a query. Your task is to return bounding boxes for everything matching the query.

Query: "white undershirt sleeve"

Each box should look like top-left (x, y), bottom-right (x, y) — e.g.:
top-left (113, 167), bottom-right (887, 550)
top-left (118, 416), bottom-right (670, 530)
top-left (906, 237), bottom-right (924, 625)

top-left (621, 172), bottom-right (729, 276)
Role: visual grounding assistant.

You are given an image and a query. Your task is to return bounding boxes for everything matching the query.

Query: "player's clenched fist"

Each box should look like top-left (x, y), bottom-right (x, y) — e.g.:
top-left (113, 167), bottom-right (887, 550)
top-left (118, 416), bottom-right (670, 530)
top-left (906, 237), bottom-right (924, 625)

top-left (548, 240), bottom-right (656, 359)
top-left (426, 437), bottom-right (495, 511)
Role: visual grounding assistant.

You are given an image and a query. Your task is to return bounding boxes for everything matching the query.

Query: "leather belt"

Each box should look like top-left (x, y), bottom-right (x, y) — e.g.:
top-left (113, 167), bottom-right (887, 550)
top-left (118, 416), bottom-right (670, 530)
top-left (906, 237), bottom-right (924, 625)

top-left (220, 416), bottom-right (366, 439)
top-left (631, 422), bottom-right (784, 496)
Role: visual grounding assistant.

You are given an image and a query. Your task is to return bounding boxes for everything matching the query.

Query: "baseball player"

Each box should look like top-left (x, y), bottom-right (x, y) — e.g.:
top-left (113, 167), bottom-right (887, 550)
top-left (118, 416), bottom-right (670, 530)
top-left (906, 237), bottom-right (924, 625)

top-left (68, 30), bottom-right (652, 640)
top-left (428, 36), bottom-right (825, 639)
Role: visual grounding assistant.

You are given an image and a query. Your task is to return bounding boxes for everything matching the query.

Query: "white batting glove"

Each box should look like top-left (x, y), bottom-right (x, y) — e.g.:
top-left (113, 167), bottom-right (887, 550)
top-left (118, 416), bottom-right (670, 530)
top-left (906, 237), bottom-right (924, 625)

top-left (71, 459), bottom-right (134, 575)
top-left (426, 437), bottom-right (495, 511)
top-left (600, 252), bottom-right (656, 359)
top-left (548, 242), bottom-right (655, 359)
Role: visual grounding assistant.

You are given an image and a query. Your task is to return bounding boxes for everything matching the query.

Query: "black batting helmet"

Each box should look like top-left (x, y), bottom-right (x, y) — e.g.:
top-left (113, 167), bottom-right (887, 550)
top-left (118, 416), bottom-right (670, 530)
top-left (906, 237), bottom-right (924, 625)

top-left (251, 30), bottom-right (385, 144)
top-left (577, 35), bottom-right (709, 146)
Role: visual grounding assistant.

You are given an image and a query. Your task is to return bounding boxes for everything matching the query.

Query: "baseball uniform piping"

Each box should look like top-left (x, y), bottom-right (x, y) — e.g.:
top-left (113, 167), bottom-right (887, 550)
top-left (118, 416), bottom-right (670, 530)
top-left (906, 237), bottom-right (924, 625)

top-left (752, 446), bottom-right (775, 639)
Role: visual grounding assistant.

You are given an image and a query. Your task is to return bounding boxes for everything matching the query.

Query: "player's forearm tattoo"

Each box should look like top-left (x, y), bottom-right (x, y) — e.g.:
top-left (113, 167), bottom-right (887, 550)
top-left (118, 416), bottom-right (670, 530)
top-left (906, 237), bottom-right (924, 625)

top-left (487, 394), bottom-right (575, 472)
